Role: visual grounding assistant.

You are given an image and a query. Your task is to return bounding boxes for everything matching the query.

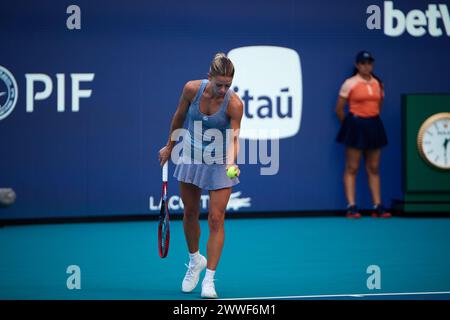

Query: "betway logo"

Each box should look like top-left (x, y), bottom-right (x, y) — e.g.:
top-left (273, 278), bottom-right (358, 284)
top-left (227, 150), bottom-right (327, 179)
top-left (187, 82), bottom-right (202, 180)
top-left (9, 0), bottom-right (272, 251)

top-left (228, 46), bottom-right (302, 140)
top-left (367, 1), bottom-right (450, 37)
top-left (149, 191), bottom-right (251, 212)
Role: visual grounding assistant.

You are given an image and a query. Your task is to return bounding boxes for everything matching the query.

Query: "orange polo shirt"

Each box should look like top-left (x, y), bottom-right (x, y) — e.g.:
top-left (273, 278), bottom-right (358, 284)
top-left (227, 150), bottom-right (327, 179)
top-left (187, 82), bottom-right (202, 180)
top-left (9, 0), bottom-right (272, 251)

top-left (339, 74), bottom-right (384, 118)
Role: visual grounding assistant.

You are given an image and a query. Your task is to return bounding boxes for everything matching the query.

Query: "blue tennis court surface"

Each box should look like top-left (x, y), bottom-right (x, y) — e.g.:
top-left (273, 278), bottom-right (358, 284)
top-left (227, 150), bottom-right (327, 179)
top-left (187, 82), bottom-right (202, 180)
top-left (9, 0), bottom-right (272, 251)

top-left (1, 217), bottom-right (450, 300)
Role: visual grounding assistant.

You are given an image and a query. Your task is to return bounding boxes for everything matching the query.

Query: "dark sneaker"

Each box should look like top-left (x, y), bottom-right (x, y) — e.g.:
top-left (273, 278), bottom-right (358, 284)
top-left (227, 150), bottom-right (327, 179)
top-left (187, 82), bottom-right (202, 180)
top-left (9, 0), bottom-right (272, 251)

top-left (372, 205), bottom-right (392, 218)
top-left (346, 205), bottom-right (361, 219)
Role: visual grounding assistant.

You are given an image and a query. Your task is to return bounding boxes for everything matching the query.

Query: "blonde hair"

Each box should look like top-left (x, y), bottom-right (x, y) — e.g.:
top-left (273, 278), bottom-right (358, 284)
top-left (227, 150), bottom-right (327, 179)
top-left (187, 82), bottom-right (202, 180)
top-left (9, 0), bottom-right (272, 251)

top-left (209, 52), bottom-right (235, 77)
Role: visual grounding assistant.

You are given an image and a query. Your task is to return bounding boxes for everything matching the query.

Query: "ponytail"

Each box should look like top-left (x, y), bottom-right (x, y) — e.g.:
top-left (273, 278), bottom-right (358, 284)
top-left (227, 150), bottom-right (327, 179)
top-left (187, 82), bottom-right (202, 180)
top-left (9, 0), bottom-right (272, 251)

top-left (209, 52), bottom-right (235, 77)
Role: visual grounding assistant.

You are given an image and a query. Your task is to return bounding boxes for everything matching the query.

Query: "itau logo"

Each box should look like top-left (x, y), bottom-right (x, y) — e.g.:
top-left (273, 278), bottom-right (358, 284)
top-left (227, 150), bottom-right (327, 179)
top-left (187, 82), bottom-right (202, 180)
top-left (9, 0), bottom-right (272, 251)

top-left (227, 46), bottom-right (302, 140)
top-left (367, 1), bottom-right (450, 37)
top-left (0, 66), bottom-right (18, 121)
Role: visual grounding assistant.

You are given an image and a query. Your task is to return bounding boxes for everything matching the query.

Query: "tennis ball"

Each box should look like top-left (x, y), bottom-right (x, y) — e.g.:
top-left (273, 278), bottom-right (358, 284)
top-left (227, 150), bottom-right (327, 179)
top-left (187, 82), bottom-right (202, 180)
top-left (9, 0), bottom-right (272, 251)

top-left (226, 166), bottom-right (238, 179)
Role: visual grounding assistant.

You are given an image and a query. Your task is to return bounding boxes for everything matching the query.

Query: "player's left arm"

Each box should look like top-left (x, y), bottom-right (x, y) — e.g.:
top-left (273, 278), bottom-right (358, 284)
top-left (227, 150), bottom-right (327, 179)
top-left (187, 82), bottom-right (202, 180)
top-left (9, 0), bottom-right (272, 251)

top-left (226, 94), bottom-right (244, 169)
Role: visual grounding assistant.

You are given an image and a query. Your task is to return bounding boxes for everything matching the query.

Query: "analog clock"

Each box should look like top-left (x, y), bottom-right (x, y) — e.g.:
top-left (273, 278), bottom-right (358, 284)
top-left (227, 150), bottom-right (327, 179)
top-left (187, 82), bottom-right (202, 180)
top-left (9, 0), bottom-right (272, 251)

top-left (417, 112), bottom-right (450, 170)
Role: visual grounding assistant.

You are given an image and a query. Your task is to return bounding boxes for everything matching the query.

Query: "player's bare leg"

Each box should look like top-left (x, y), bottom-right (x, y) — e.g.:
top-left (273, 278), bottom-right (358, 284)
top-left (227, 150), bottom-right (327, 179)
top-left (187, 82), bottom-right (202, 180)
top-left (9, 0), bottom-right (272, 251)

top-left (201, 187), bottom-right (232, 298)
top-left (180, 182), bottom-right (202, 253)
top-left (180, 182), bottom-right (206, 293)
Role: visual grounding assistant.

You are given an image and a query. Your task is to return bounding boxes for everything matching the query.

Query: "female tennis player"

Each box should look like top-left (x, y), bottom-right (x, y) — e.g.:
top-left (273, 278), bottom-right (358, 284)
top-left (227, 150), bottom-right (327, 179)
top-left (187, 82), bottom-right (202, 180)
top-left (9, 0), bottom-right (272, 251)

top-left (335, 51), bottom-right (391, 219)
top-left (158, 52), bottom-right (243, 298)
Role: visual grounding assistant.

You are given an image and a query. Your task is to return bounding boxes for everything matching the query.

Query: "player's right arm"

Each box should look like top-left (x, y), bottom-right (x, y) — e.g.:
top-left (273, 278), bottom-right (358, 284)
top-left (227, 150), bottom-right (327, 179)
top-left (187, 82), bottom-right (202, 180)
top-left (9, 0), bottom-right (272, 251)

top-left (159, 81), bottom-right (198, 166)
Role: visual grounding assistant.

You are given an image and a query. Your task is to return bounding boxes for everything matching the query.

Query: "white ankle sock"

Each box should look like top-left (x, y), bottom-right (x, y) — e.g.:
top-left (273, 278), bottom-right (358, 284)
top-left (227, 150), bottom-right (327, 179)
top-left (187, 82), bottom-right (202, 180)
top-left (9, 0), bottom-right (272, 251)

top-left (204, 268), bottom-right (216, 282)
top-left (189, 251), bottom-right (200, 264)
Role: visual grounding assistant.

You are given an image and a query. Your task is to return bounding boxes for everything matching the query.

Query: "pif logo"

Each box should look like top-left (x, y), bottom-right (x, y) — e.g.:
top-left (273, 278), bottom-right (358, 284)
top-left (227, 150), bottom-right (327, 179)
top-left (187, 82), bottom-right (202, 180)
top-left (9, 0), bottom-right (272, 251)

top-left (0, 66), bottom-right (18, 121)
top-left (227, 46), bottom-right (302, 140)
top-left (0, 65), bottom-right (94, 121)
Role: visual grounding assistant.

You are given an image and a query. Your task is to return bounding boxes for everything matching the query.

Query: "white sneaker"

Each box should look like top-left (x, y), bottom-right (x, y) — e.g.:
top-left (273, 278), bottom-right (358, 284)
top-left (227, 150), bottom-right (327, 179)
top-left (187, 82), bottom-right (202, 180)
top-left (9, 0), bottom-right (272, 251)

top-left (201, 279), bottom-right (218, 299)
top-left (181, 255), bottom-right (207, 293)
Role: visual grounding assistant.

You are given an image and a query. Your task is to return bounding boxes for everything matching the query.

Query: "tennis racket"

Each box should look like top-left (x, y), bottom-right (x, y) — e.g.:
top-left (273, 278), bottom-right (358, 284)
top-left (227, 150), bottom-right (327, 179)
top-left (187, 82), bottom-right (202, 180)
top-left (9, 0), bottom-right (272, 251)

top-left (158, 162), bottom-right (170, 258)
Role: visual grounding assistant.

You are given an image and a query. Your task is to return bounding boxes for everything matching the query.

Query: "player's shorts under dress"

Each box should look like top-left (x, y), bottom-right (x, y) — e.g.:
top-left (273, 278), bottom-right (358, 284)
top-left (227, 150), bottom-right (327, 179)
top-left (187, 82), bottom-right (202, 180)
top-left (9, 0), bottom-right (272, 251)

top-left (336, 74), bottom-right (388, 150)
top-left (173, 79), bottom-right (240, 190)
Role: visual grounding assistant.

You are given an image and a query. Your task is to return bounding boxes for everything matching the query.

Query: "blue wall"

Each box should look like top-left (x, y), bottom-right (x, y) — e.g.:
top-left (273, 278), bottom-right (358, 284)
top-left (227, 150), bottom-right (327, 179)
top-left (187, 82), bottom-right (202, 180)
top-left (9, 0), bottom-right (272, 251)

top-left (1, 0), bottom-right (450, 219)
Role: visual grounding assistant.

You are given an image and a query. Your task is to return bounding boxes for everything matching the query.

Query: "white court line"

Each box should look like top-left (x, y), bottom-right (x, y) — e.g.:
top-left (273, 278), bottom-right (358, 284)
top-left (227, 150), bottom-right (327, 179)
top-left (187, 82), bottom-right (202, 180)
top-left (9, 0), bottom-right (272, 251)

top-left (220, 291), bottom-right (450, 300)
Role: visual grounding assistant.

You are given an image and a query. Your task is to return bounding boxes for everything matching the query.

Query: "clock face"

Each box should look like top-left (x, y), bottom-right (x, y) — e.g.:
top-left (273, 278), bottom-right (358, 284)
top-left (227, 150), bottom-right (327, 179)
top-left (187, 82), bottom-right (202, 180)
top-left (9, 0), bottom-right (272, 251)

top-left (417, 113), bottom-right (450, 170)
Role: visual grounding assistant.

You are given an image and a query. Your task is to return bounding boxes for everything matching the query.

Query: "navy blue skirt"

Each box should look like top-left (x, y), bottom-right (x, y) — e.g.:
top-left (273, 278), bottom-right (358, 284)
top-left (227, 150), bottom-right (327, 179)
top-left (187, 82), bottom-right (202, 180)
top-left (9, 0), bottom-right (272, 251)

top-left (336, 114), bottom-right (388, 150)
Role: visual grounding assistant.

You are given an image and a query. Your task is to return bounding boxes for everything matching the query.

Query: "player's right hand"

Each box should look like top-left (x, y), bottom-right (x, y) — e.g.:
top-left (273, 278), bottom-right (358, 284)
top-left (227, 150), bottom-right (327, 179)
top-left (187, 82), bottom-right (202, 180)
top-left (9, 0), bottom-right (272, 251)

top-left (158, 145), bottom-right (172, 166)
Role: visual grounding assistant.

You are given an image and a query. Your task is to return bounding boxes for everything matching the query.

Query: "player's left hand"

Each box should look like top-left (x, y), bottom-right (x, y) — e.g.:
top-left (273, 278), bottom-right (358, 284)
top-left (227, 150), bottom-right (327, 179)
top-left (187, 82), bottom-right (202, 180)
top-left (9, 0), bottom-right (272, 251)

top-left (226, 164), bottom-right (240, 177)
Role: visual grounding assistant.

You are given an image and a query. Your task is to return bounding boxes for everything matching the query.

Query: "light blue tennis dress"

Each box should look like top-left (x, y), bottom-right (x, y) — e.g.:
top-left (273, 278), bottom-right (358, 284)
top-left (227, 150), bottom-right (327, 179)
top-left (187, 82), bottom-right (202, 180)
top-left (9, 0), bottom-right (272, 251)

top-left (173, 79), bottom-right (240, 190)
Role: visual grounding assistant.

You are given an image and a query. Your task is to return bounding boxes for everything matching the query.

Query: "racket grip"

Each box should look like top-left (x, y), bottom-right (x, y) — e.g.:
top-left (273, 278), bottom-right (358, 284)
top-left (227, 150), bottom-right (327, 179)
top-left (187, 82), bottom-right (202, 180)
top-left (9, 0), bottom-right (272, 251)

top-left (162, 161), bottom-right (168, 182)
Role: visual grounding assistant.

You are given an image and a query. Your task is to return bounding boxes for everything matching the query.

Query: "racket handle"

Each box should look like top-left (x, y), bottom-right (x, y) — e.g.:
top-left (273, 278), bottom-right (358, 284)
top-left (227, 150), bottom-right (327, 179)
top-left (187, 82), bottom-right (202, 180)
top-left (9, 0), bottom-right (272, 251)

top-left (162, 161), bottom-right (168, 182)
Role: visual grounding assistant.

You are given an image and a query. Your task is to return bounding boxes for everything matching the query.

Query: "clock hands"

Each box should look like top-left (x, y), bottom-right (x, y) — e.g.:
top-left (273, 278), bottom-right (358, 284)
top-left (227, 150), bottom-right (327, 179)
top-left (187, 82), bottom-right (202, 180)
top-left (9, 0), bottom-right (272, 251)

top-left (444, 138), bottom-right (450, 165)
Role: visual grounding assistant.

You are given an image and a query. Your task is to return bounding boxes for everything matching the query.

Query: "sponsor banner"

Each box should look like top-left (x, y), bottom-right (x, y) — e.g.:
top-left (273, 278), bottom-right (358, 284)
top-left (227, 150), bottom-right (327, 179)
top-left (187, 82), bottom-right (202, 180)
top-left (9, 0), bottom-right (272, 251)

top-left (1, 0), bottom-right (450, 219)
